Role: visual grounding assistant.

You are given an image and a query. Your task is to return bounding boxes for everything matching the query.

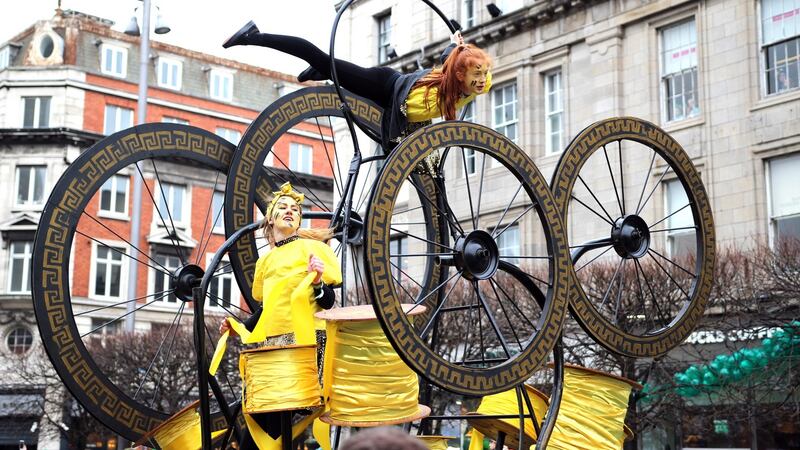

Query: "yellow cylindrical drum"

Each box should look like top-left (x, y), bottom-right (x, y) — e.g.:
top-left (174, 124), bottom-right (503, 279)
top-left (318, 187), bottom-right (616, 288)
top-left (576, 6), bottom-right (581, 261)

top-left (548, 364), bottom-right (641, 450)
top-left (417, 435), bottom-right (455, 450)
top-left (137, 400), bottom-right (225, 450)
top-left (467, 385), bottom-right (548, 449)
top-left (240, 344), bottom-right (322, 414)
top-left (316, 305), bottom-right (430, 426)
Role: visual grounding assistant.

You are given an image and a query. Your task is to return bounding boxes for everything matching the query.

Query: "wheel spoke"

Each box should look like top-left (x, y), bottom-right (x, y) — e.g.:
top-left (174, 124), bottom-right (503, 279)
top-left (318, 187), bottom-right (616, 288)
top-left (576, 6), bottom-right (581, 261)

top-left (635, 151), bottom-right (658, 214)
top-left (619, 140), bottom-right (626, 215)
top-left (389, 226), bottom-right (455, 252)
top-left (134, 302), bottom-right (185, 400)
top-left (636, 165), bottom-right (673, 216)
top-left (491, 184), bottom-right (523, 236)
top-left (570, 195), bottom-right (615, 226)
top-left (650, 203), bottom-right (692, 229)
top-left (648, 248), bottom-right (696, 278)
top-left (407, 269), bottom-right (463, 314)
top-left (598, 258), bottom-right (625, 312)
top-left (460, 148), bottom-right (478, 230)
top-left (194, 171), bottom-right (222, 265)
top-left (649, 226), bottom-right (697, 233)
top-left (75, 229), bottom-right (171, 277)
top-left (577, 174), bottom-right (616, 223)
top-left (633, 260), bottom-right (658, 332)
top-left (483, 281), bottom-right (524, 352)
top-left (149, 302), bottom-right (186, 409)
top-left (197, 192), bottom-right (226, 265)
top-left (75, 290), bottom-right (173, 317)
top-left (407, 177), bottom-right (465, 236)
top-left (145, 160), bottom-right (188, 265)
top-left (420, 273), bottom-right (463, 339)
top-left (493, 204), bottom-right (535, 239)
top-left (646, 252), bottom-right (691, 301)
top-left (81, 291), bottom-right (173, 338)
top-left (475, 151), bottom-right (488, 230)
top-left (634, 259), bottom-right (668, 328)
top-left (265, 155), bottom-right (331, 212)
top-left (79, 212), bottom-right (172, 274)
top-left (474, 283), bottom-right (511, 358)
top-left (315, 116), bottom-right (343, 198)
top-left (390, 252), bottom-right (457, 258)
top-left (489, 278), bottom-right (538, 331)
top-left (390, 260), bottom-right (424, 290)
top-left (603, 145), bottom-right (624, 216)
top-left (575, 245), bottom-right (614, 272)
top-left (612, 259), bottom-right (627, 323)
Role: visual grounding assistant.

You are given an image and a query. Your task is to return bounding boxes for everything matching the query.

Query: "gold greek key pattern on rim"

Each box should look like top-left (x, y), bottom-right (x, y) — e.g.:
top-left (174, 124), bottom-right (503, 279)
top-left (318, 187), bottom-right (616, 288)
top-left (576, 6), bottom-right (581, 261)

top-left (366, 121), bottom-right (571, 396)
top-left (551, 117), bottom-right (715, 357)
top-left (35, 125), bottom-right (235, 439)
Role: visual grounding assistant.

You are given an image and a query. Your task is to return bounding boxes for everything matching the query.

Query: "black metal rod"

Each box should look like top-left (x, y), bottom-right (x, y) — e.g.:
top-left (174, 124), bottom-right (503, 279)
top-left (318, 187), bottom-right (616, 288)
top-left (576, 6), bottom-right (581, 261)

top-left (193, 286), bottom-right (212, 450)
top-left (281, 411), bottom-right (292, 450)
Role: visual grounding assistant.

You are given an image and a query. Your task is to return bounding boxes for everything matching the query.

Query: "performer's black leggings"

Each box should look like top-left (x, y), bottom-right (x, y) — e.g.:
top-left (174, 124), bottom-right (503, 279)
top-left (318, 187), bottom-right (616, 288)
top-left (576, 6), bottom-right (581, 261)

top-left (248, 33), bottom-right (400, 107)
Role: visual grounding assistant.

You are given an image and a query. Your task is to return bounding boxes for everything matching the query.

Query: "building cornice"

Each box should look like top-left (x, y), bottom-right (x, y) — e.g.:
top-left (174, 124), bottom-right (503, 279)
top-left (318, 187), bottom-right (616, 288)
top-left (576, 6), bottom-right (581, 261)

top-left (0, 127), bottom-right (104, 146)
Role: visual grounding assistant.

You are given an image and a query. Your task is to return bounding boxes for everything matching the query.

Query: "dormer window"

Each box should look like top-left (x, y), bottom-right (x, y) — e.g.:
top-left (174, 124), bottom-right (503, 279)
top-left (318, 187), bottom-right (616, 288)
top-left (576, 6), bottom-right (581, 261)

top-left (157, 57), bottom-right (182, 90)
top-left (100, 44), bottom-right (127, 78)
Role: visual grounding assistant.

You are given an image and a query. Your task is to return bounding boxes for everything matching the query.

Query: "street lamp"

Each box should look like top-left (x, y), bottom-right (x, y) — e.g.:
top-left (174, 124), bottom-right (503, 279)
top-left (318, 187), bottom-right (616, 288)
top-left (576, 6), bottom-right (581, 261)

top-left (122, 0), bottom-right (169, 334)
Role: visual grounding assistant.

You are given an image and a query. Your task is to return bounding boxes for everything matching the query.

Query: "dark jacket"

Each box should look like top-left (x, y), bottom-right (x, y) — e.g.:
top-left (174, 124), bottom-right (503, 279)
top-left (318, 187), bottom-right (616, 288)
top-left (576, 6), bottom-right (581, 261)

top-left (380, 43), bottom-right (456, 151)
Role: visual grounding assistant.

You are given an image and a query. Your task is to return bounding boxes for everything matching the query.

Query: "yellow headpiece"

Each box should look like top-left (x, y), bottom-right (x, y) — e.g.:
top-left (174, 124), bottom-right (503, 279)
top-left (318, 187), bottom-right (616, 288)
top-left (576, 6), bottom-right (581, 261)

top-left (266, 182), bottom-right (305, 219)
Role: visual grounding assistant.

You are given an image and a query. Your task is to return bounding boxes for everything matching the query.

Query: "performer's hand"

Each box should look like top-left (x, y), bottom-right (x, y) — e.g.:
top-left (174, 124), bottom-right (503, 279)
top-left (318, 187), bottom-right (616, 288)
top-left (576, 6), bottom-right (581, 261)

top-left (451, 30), bottom-right (464, 45)
top-left (308, 254), bottom-right (325, 284)
top-left (219, 318), bottom-right (237, 337)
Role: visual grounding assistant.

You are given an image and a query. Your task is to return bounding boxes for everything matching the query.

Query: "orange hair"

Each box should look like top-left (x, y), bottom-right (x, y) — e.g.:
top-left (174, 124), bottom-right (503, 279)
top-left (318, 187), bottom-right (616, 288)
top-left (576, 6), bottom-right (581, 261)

top-left (414, 44), bottom-right (492, 121)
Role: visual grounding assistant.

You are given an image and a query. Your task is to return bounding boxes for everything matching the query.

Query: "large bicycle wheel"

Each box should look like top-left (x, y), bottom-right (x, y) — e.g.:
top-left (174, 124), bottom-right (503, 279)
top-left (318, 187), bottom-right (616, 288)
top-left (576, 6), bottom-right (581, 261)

top-left (32, 124), bottom-right (244, 440)
top-left (550, 117), bottom-right (715, 357)
top-left (365, 121), bottom-right (571, 396)
top-left (224, 86), bottom-right (442, 309)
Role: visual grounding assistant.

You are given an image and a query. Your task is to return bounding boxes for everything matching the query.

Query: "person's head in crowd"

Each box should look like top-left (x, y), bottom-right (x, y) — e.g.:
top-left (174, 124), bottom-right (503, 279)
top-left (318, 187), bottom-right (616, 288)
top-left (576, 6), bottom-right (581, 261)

top-left (339, 427), bottom-right (427, 450)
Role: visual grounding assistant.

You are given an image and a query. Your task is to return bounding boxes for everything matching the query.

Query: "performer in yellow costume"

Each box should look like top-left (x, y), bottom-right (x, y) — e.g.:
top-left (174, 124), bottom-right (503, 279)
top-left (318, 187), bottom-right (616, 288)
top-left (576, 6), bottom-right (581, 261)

top-left (219, 182), bottom-right (342, 450)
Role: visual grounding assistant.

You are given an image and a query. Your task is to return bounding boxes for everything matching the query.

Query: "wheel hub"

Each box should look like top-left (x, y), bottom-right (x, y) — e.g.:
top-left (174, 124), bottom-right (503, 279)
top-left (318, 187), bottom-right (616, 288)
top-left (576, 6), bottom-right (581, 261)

top-left (611, 215), bottom-right (650, 259)
top-left (454, 230), bottom-right (500, 280)
top-left (174, 264), bottom-right (205, 302)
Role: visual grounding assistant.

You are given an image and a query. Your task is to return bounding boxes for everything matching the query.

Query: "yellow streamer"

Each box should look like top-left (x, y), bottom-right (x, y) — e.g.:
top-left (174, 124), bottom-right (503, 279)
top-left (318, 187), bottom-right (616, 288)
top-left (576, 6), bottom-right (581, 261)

top-left (144, 405), bottom-right (225, 450)
top-left (324, 319), bottom-right (420, 422)
top-left (240, 345), bottom-right (321, 414)
top-left (209, 271), bottom-right (317, 376)
top-left (244, 406), bottom-right (322, 450)
top-left (548, 366), bottom-right (637, 450)
top-left (417, 435), bottom-right (453, 450)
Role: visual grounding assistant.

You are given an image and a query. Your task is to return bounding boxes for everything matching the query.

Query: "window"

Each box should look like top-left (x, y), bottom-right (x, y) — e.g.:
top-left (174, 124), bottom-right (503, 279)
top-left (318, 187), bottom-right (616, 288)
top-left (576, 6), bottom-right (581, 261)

top-left (377, 13), bottom-right (392, 63)
top-left (289, 142), bottom-right (313, 174)
top-left (665, 179), bottom-right (696, 258)
top-left (544, 70), bottom-right (564, 154)
top-left (154, 254), bottom-right (181, 304)
top-left (157, 57), bottom-right (182, 90)
top-left (492, 82), bottom-right (518, 143)
top-left (22, 96), bottom-right (50, 128)
top-left (6, 327), bottom-right (33, 354)
top-left (155, 182), bottom-right (187, 226)
top-left (208, 257), bottom-right (233, 311)
top-left (216, 127), bottom-right (241, 145)
top-left (90, 317), bottom-right (119, 336)
top-left (8, 241), bottom-right (32, 293)
top-left (100, 44), bottom-right (127, 78)
top-left (212, 190), bottom-right (225, 234)
top-left (761, 0), bottom-right (800, 94)
top-left (161, 116), bottom-right (188, 124)
top-left (0, 46), bottom-right (9, 70)
top-left (496, 224), bottom-right (520, 263)
top-left (93, 245), bottom-right (125, 299)
top-left (462, 0), bottom-right (476, 28)
top-left (104, 105), bottom-right (133, 135)
top-left (210, 69), bottom-right (233, 101)
top-left (389, 237), bottom-right (408, 284)
top-left (15, 166), bottom-right (46, 207)
top-left (99, 175), bottom-right (129, 216)
top-left (768, 153), bottom-right (800, 243)
top-left (660, 19), bottom-right (699, 122)
top-left (497, 0), bottom-right (524, 13)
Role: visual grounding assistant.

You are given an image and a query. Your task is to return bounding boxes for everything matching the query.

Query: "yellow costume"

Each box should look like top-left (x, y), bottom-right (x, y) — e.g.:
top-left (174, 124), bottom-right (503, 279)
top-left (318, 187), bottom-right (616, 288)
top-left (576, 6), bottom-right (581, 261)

top-left (252, 238), bottom-right (341, 338)
top-left (404, 72), bottom-right (493, 122)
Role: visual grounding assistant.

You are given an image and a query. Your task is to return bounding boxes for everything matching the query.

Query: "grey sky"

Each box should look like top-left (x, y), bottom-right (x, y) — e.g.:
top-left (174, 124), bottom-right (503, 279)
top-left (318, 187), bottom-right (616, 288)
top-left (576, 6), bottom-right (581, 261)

top-left (1, 0), bottom-right (338, 76)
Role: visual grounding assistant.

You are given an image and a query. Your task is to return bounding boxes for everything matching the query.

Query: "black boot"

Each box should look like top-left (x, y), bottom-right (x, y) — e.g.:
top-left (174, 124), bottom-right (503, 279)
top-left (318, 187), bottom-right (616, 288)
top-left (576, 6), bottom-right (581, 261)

top-left (297, 65), bottom-right (327, 83)
top-left (222, 20), bottom-right (259, 48)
